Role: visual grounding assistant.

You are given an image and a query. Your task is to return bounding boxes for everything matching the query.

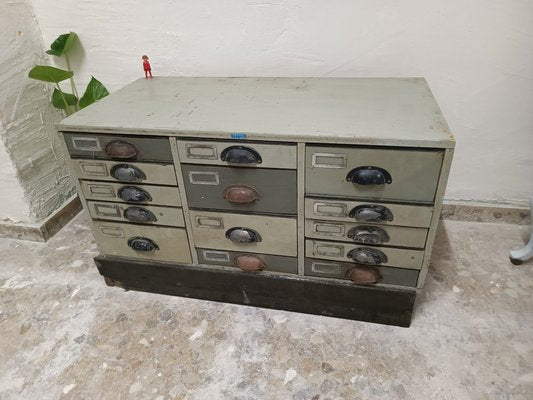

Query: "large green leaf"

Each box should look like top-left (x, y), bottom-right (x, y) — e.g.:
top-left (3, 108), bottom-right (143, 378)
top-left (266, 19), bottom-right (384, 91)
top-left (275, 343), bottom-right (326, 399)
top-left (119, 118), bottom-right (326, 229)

top-left (51, 89), bottom-right (78, 109)
top-left (45, 32), bottom-right (78, 56)
top-left (28, 66), bottom-right (73, 83)
top-left (79, 77), bottom-right (109, 109)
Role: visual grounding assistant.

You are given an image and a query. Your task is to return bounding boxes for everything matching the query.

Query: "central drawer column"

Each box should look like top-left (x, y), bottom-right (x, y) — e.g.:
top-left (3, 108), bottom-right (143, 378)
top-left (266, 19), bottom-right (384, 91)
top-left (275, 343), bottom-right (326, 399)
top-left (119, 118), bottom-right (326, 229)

top-left (175, 139), bottom-right (300, 276)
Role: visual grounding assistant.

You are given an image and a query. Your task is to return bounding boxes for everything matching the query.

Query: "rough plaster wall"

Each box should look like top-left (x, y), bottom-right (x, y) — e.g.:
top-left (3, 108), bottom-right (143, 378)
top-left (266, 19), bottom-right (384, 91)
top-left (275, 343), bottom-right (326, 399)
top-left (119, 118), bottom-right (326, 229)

top-left (32, 0), bottom-right (533, 205)
top-left (0, 137), bottom-right (31, 222)
top-left (0, 0), bottom-right (75, 223)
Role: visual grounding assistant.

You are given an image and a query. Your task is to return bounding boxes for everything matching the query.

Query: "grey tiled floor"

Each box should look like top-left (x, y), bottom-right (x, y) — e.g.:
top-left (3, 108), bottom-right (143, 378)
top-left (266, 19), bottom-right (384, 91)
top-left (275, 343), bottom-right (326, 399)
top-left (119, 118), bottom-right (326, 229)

top-left (0, 213), bottom-right (532, 400)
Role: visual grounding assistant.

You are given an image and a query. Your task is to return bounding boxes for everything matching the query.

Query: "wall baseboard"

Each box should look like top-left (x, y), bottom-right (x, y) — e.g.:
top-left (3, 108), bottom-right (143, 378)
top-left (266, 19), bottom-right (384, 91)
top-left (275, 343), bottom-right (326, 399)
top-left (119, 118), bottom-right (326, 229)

top-left (0, 195), bottom-right (82, 242)
top-left (441, 200), bottom-right (530, 225)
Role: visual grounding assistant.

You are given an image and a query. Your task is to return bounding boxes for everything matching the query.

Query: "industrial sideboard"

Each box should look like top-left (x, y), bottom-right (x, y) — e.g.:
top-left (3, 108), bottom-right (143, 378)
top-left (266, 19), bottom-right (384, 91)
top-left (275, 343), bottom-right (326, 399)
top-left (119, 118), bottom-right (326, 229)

top-left (58, 77), bottom-right (454, 327)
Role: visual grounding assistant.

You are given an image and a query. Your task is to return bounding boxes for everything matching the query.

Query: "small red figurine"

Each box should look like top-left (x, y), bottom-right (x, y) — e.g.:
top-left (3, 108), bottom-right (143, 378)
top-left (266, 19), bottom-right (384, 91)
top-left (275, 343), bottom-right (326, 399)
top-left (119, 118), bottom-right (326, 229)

top-left (142, 55), bottom-right (152, 79)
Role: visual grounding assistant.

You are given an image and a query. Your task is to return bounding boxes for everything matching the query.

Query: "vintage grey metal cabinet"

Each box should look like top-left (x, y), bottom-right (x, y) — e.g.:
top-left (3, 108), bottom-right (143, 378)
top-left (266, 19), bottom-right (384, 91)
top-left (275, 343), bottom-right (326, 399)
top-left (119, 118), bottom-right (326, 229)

top-left (59, 77), bottom-right (454, 327)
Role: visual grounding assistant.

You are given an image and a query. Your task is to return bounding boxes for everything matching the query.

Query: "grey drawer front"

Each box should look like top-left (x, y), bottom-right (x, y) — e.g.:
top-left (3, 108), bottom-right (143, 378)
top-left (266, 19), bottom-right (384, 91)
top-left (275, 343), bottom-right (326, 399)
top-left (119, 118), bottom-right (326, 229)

top-left (305, 239), bottom-right (424, 269)
top-left (81, 181), bottom-right (181, 206)
top-left (190, 210), bottom-right (297, 257)
top-left (71, 159), bottom-right (177, 185)
top-left (306, 146), bottom-right (443, 203)
top-left (87, 201), bottom-right (185, 227)
top-left (64, 133), bottom-right (173, 162)
top-left (197, 248), bottom-right (298, 274)
top-left (177, 140), bottom-right (297, 169)
top-left (182, 165), bottom-right (297, 214)
top-left (304, 197), bottom-right (433, 228)
top-left (305, 219), bottom-right (428, 248)
top-left (305, 258), bottom-right (419, 287)
top-left (92, 221), bottom-right (192, 264)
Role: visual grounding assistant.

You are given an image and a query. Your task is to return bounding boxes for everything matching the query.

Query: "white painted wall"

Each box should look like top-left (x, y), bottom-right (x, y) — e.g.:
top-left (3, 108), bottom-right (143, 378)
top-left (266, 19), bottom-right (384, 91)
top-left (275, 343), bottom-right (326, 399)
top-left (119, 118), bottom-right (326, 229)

top-left (32, 0), bottom-right (533, 205)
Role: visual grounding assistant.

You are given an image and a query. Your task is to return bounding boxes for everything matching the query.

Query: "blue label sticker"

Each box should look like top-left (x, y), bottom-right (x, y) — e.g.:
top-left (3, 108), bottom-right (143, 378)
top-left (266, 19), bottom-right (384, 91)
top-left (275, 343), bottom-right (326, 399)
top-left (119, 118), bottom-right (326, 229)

top-left (230, 133), bottom-right (247, 139)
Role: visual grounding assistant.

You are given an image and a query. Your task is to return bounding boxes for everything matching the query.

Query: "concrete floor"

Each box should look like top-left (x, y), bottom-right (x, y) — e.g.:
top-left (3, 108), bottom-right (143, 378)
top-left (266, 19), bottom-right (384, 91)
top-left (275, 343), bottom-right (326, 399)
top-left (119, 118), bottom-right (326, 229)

top-left (0, 213), bottom-right (532, 400)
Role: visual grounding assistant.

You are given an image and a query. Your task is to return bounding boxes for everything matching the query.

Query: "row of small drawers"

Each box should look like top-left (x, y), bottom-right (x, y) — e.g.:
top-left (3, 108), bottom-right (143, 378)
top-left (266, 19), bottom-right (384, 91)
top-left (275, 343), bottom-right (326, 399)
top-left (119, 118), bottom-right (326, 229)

top-left (78, 171), bottom-right (431, 267)
top-left (303, 196), bottom-right (433, 286)
top-left (65, 133), bottom-right (444, 203)
top-left (88, 204), bottom-right (426, 271)
top-left (91, 220), bottom-right (419, 287)
top-left (71, 156), bottom-right (438, 223)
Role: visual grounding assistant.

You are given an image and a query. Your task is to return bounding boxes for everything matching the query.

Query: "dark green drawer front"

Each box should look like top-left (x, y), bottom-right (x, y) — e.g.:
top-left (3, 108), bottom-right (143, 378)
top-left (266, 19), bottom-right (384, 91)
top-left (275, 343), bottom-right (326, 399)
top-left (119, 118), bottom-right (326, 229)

top-left (64, 133), bottom-right (173, 162)
top-left (182, 164), bottom-right (297, 215)
top-left (197, 248), bottom-right (298, 274)
top-left (305, 258), bottom-right (418, 287)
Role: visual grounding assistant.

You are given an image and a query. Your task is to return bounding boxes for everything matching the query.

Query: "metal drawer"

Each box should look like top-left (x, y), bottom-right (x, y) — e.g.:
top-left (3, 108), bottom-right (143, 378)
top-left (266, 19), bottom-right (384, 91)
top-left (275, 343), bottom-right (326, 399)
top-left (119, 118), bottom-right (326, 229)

top-left (181, 165), bottom-right (297, 215)
top-left (177, 140), bottom-right (297, 169)
top-left (306, 145), bottom-right (443, 203)
top-left (305, 219), bottom-right (427, 248)
top-left (63, 133), bottom-right (173, 162)
top-left (304, 197), bottom-right (433, 228)
top-left (87, 201), bottom-right (185, 227)
top-left (189, 211), bottom-right (297, 257)
top-left (71, 159), bottom-right (177, 185)
top-left (92, 221), bottom-right (192, 264)
top-left (197, 248), bottom-right (298, 274)
top-left (81, 181), bottom-right (181, 206)
top-left (305, 258), bottom-right (419, 287)
top-left (305, 239), bottom-right (424, 269)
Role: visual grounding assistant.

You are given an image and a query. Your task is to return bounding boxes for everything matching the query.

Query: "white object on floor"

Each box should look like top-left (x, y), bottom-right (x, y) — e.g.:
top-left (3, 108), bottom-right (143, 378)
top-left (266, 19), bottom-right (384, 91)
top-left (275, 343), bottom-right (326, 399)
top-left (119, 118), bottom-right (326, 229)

top-left (510, 197), bottom-right (533, 265)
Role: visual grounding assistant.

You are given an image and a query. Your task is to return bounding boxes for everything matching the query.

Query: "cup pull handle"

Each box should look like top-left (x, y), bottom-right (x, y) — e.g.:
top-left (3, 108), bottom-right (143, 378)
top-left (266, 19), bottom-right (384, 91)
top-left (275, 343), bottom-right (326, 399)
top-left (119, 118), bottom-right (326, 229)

top-left (225, 227), bottom-right (262, 243)
top-left (348, 204), bottom-right (393, 222)
top-left (345, 266), bottom-right (381, 285)
top-left (223, 185), bottom-right (260, 203)
top-left (127, 236), bottom-right (159, 252)
top-left (220, 146), bottom-right (262, 164)
top-left (346, 166), bottom-right (392, 185)
top-left (104, 140), bottom-right (139, 159)
top-left (234, 255), bottom-right (265, 271)
top-left (110, 164), bottom-right (146, 182)
top-left (123, 207), bottom-right (157, 223)
top-left (347, 247), bottom-right (388, 265)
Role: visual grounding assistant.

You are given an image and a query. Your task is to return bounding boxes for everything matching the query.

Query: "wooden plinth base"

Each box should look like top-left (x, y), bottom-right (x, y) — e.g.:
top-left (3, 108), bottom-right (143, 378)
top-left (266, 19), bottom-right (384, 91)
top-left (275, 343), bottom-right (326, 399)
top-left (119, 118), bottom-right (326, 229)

top-left (94, 255), bottom-right (416, 327)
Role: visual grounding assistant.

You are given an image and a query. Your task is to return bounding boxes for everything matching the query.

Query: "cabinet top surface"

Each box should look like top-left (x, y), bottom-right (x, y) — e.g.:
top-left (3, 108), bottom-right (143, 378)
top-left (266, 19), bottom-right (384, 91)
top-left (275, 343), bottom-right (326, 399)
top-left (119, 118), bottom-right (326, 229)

top-left (59, 77), bottom-right (454, 148)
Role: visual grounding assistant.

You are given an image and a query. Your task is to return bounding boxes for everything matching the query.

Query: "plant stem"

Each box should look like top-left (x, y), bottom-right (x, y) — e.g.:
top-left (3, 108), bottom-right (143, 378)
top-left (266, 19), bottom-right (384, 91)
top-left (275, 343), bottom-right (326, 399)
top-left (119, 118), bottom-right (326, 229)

top-left (55, 83), bottom-right (72, 116)
top-left (64, 53), bottom-right (80, 111)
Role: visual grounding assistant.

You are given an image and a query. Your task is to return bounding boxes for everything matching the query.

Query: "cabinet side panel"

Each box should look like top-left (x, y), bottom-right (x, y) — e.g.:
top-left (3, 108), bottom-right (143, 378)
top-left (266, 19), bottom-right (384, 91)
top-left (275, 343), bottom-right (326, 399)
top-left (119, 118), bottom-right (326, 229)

top-left (417, 148), bottom-right (454, 288)
top-left (297, 142), bottom-right (306, 275)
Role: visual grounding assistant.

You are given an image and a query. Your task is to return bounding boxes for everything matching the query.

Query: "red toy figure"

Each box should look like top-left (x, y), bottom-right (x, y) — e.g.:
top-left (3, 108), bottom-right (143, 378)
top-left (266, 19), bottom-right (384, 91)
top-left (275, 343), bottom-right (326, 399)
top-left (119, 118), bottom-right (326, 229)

top-left (142, 55), bottom-right (152, 79)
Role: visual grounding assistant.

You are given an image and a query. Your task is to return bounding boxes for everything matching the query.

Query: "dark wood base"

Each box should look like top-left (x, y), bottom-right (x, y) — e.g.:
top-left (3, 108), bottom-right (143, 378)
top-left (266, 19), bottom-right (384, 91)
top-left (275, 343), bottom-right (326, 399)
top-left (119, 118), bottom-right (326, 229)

top-left (94, 255), bottom-right (417, 327)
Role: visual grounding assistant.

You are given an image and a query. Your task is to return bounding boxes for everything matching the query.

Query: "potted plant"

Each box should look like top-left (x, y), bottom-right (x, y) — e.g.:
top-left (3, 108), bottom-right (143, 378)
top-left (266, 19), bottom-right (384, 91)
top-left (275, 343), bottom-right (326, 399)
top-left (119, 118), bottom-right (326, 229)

top-left (28, 32), bottom-right (109, 116)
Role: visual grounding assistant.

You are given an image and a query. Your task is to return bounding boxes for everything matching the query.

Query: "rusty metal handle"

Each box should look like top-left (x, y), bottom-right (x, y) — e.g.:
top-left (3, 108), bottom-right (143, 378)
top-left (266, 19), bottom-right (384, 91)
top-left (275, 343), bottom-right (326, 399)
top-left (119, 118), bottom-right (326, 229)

top-left (234, 255), bottom-right (265, 271)
top-left (104, 140), bottom-right (139, 159)
top-left (223, 185), bottom-right (260, 204)
top-left (345, 266), bottom-right (381, 285)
